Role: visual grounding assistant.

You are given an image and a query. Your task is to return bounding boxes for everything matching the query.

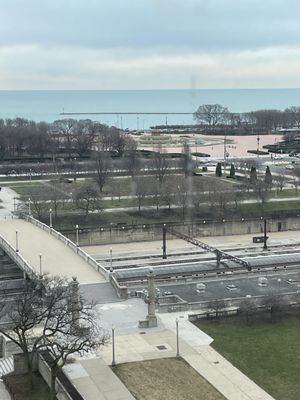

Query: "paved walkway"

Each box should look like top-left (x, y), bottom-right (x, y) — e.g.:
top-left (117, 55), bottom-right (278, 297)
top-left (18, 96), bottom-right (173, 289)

top-left (0, 186), bottom-right (20, 220)
top-left (0, 219), bottom-right (105, 284)
top-left (0, 381), bottom-right (11, 400)
top-left (64, 299), bottom-right (275, 400)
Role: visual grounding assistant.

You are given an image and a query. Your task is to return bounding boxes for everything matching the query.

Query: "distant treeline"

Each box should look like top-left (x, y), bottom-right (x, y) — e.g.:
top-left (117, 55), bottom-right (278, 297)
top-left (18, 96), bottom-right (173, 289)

top-left (0, 118), bottom-right (133, 160)
top-left (150, 105), bottom-right (300, 135)
top-left (193, 104), bottom-right (300, 134)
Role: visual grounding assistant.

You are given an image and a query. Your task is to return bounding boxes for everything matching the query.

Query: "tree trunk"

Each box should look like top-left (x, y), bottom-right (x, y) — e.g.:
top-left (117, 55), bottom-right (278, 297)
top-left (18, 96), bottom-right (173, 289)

top-left (25, 352), bottom-right (34, 389)
top-left (50, 368), bottom-right (58, 400)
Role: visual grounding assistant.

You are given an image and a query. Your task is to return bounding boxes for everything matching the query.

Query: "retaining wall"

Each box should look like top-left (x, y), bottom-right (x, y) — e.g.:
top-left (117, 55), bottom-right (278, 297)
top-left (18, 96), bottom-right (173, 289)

top-left (62, 216), bottom-right (299, 246)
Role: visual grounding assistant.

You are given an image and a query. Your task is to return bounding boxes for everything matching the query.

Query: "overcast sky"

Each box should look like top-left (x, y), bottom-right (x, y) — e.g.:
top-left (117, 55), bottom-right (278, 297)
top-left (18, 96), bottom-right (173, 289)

top-left (1, 0), bottom-right (300, 89)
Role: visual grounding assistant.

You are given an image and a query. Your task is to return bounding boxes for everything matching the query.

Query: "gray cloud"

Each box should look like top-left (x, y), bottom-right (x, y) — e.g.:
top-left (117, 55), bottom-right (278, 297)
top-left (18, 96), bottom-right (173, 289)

top-left (2, 0), bottom-right (300, 51)
top-left (1, 0), bottom-right (300, 88)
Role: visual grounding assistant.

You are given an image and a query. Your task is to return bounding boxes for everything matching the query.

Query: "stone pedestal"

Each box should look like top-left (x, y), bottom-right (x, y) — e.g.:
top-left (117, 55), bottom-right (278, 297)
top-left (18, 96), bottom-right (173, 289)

top-left (138, 268), bottom-right (157, 328)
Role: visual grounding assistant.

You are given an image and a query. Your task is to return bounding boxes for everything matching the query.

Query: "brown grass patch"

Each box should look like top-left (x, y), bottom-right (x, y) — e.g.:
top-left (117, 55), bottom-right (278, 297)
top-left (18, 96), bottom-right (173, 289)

top-left (112, 357), bottom-right (225, 400)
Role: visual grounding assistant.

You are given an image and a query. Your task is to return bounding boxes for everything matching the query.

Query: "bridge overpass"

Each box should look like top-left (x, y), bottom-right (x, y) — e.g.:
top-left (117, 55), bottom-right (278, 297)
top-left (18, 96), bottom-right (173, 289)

top-left (0, 187), bottom-right (124, 303)
top-left (0, 219), bottom-right (107, 284)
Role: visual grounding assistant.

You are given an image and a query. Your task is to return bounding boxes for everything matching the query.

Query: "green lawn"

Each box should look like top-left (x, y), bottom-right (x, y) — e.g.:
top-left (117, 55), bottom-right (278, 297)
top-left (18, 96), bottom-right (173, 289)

top-left (194, 318), bottom-right (300, 400)
top-left (238, 199), bottom-right (300, 216)
top-left (4, 182), bottom-right (46, 195)
top-left (113, 358), bottom-right (225, 400)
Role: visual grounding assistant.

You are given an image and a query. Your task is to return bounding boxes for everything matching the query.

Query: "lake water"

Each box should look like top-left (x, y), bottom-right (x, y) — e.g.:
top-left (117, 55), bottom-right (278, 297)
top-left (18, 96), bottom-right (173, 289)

top-left (1, 89), bottom-right (300, 129)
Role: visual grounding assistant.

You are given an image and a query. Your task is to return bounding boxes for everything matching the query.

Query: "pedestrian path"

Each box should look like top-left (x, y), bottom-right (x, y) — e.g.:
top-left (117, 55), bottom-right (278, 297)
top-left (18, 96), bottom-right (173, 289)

top-left (0, 381), bottom-right (11, 400)
top-left (64, 358), bottom-right (135, 400)
top-left (0, 219), bottom-right (106, 284)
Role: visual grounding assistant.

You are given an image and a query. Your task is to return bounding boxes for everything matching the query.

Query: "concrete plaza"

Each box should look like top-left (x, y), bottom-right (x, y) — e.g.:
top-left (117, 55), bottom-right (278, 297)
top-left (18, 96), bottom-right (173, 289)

top-left (63, 298), bottom-right (275, 400)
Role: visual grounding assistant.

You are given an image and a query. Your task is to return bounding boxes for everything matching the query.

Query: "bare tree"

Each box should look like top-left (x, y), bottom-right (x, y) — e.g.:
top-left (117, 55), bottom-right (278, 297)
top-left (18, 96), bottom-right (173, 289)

top-left (262, 292), bottom-right (288, 323)
top-left (292, 168), bottom-right (300, 193)
top-left (0, 280), bottom-right (46, 384)
top-left (176, 178), bottom-right (190, 218)
top-left (239, 297), bottom-right (258, 325)
top-left (72, 120), bottom-right (97, 157)
top-left (152, 145), bottom-right (169, 183)
top-left (161, 177), bottom-right (177, 210)
top-left (191, 179), bottom-right (205, 212)
top-left (74, 182), bottom-right (101, 218)
top-left (41, 277), bottom-right (108, 399)
top-left (24, 186), bottom-right (49, 220)
top-left (285, 106), bottom-right (300, 128)
top-left (110, 129), bottom-right (126, 157)
top-left (254, 180), bottom-right (270, 212)
top-left (207, 299), bottom-right (226, 319)
top-left (132, 177), bottom-right (149, 211)
top-left (92, 151), bottom-right (111, 192)
top-left (48, 180), bottom-right (67, 218)
top-left (249, 109), bottom-right (283, 132)
top-left (148, 178), bottom-right (161, 211)
top-left (274, 174), bottom-right (287, 192)
top-left (124, 138), bottom-right (140, 178)
top-left (194, 104), bottom-right (230, 128)
top-left (109, 178), bottom-right (123, 202)
top-left (52, 119), bottom-right (77, 158)
top-left (0, 276), bottom-right (108, 398)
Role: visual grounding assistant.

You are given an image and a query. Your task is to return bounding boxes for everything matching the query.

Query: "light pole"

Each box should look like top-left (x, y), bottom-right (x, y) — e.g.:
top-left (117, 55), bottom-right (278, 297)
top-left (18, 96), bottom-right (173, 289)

top-left (176, 318), bottom-right (180, 357)
top-left (15, 230), bottom-right (19, 253)
top-left (39, 253), bottom-right (42, 276)
top-left (111, 327), bottom-right (116, 366)
top-left (110, 247), bottom-right (113, 272)
top-left (76, 225), bottom-right (79, 246)
top-left (29, 168), bottom-right (32, 181)
top-left (278, 278), bottom-right (281, 287)
top-left (28, 198), bottom-right (31, 215)
top-left (49, 208), bottom-right (53, 229)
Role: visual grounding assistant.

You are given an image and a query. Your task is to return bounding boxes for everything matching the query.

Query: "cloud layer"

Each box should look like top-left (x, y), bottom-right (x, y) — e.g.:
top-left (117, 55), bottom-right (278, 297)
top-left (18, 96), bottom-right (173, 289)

top-left (1, 0), bottom-right (300, 89)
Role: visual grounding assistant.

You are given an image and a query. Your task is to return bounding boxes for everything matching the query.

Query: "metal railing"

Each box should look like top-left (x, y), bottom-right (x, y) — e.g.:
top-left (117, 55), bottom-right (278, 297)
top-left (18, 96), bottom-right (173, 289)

top-left (23, 215), bottom-right (108, 279)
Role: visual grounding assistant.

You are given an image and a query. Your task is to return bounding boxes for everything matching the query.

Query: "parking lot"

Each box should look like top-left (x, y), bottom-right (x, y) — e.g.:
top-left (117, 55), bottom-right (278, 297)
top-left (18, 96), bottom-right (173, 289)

top-left (156, 269), bottom-right (300, 303)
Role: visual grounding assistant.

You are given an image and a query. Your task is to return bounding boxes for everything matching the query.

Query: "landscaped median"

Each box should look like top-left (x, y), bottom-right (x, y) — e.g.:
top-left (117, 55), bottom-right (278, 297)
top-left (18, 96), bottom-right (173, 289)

top-left (194, 318), bottom-right (300, 400)
top-left (112, 357), bottom-right (225, 400)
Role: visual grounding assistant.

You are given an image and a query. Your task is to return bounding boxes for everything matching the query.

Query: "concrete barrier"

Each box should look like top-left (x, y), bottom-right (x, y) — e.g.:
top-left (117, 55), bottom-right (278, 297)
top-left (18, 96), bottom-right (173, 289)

top-left (60, 216), bottom-right (300, 246)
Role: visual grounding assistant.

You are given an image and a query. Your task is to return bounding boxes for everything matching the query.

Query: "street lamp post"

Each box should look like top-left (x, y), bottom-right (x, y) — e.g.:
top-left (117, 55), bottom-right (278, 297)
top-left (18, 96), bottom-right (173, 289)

top-left (111, 327), bottom-right (116, 366)
top-left (110, 247), bottom-right (113, 272)
top-left (28, 198), bottom-right (31, 215)
top-left (15, 230), bottom-right (19, 253)
top-left (39, 253), bottom-right (42, 276)
top-left (49, 208), bottom-right (53, 229)
top-left (76, 225), bottom-right (79, 247)
top-left (278, 278), bottom-right (281, 287)
top-left (176, 318), bottom-right (180, 357)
